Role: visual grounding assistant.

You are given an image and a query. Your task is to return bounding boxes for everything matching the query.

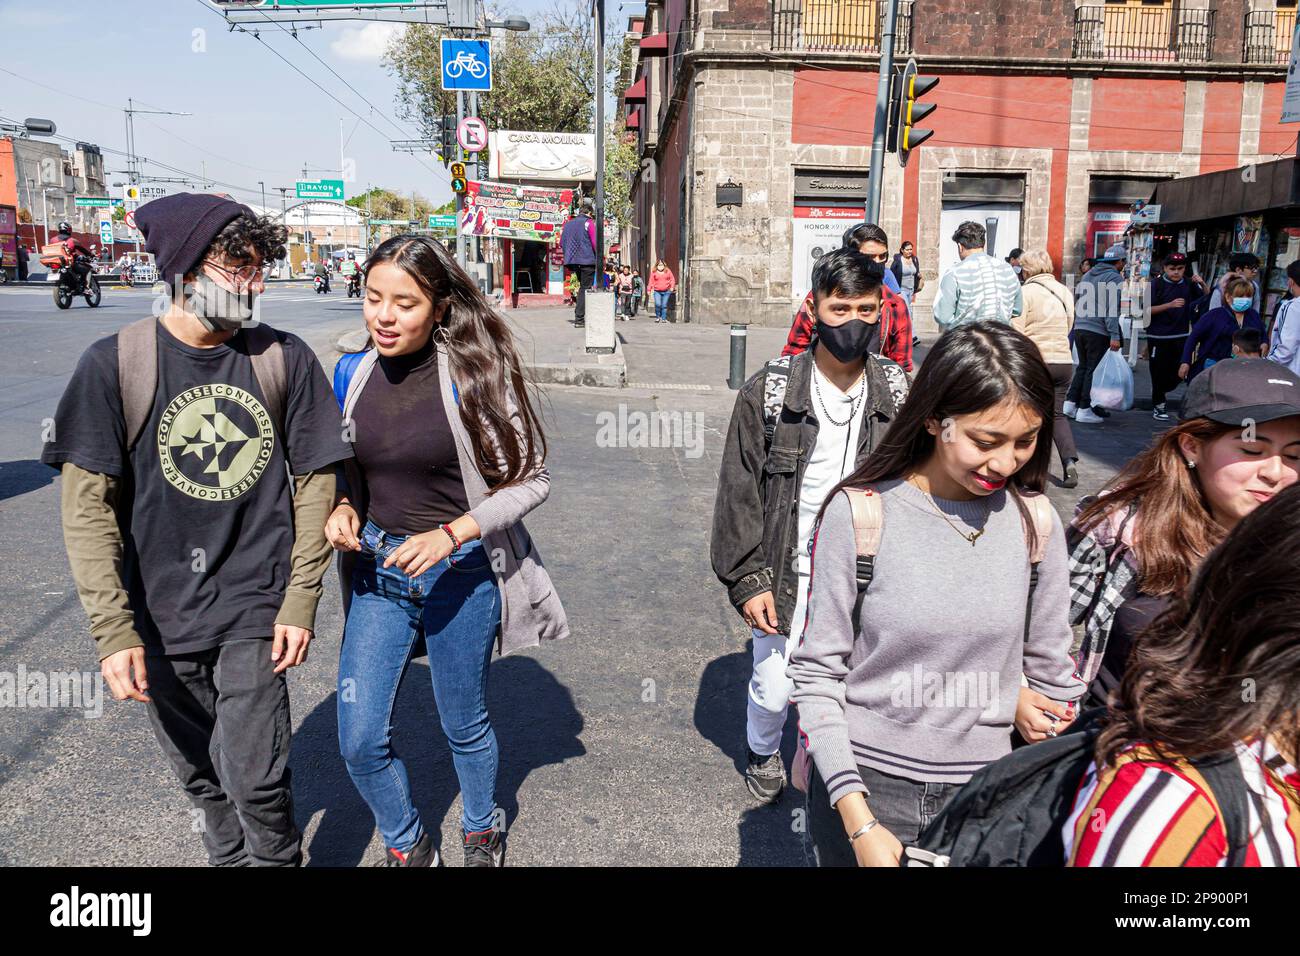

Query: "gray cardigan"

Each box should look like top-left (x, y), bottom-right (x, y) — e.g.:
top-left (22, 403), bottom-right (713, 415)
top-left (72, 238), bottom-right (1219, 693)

top-left (338, 343), bottom-right (569, 655)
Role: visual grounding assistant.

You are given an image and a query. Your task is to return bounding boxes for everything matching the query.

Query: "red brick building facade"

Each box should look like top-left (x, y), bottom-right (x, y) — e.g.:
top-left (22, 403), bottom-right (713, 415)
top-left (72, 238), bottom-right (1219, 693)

top-left (625, 0), bottom-right (1297, 328)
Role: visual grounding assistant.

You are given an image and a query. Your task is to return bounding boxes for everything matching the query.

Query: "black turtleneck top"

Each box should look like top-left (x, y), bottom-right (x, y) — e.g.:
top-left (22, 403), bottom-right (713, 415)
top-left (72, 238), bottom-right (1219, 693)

top-left (350, 338), bottom-right (470, 535)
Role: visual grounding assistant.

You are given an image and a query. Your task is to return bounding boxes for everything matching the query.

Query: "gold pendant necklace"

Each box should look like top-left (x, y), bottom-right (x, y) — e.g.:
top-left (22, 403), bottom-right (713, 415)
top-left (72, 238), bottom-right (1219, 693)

top-left (911, 479), bottom-right (985, 546)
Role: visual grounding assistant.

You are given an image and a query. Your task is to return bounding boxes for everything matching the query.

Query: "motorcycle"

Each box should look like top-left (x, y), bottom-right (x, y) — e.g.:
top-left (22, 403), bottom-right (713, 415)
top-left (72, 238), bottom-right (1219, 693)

top-left (51, 254), bottom-right (102, 310)
top-left (345, 272), bottom-right (361, 298)
top-left (314, 273), bottom-right (330, 295)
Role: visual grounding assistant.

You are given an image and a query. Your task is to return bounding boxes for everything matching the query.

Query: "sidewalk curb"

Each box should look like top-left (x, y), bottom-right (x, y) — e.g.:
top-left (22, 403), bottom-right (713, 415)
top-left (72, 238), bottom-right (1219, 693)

top-left (333, 329), bottom-right (629, 388)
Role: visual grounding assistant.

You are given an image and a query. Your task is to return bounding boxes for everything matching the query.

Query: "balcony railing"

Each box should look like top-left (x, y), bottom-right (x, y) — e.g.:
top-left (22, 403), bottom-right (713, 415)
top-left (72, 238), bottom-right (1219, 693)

top-left (1072, 4), bottom-right (1214, 63)
top-left (1244, 7), bottom-right (1296, 64)
top-left (772, 0), bottom-right (913, 55)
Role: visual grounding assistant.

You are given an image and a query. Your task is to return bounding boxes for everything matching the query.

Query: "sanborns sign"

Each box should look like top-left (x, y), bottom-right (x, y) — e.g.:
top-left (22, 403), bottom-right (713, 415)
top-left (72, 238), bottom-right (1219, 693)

top-left (459, 180), bottom-right (574, 242)
top-left (489, 131), bottom-right (596, 183)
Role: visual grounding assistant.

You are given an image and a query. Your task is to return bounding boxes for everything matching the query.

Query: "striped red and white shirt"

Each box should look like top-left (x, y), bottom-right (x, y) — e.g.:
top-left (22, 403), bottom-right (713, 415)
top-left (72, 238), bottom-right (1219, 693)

top-left (1064, 739), bottom-right (1300, 866)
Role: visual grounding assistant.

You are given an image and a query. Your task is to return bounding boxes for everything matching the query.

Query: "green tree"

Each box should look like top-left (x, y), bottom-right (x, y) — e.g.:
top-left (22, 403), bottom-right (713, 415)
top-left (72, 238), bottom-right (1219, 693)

top-left (347, 187), bottom-right (438, 222)
top-left (605, 120), bottom-right (638, 232)
top-left (384, 0), bottom-right (602, 142)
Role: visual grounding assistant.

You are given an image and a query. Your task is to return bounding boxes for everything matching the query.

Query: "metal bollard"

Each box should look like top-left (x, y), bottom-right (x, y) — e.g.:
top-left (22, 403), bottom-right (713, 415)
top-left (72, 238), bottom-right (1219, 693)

top-left (728, 323), bottom-right (747, 390)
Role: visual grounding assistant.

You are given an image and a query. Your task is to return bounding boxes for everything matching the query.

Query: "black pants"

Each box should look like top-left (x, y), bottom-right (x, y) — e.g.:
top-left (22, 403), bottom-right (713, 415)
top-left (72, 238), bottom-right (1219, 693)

top-left (1046, 362), bottom-right (1078, 467)
top-left (572, 264), bottom-right (596, 322)
top-left (1066, 330), bottom-right (1111, 412)
top-left (145, 638), bottom-right (301, 866)
top-left (1148, 336), bottom-right (1186, 408)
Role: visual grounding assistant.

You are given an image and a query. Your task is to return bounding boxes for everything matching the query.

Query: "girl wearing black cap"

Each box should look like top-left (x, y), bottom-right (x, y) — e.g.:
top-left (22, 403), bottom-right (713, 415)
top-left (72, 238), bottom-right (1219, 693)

top-left (1068, 359), bottom-right (1300, 709)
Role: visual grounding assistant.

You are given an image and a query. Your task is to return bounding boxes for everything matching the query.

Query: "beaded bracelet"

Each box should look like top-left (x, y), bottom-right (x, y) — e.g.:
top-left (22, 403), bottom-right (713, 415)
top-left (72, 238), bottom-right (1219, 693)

top-left (440, 523), bottom-right (462, 554)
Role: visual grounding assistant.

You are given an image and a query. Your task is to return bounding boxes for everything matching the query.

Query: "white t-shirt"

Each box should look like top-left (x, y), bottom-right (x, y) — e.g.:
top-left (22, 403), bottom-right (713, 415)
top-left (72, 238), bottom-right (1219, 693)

top-left (796, 362), bottom-right (866, 578)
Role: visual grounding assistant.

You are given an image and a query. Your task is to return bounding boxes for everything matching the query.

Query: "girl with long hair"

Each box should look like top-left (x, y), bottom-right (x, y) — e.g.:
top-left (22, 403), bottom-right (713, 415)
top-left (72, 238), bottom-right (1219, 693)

top-left (1068, 359), bottom-right (1300, 709)
top-left (789, 322), bottom-right (1084, 867)
top-left (326, 235), bottom-right (569, 867)
top-left (1065, 483), bottom-right (1300, 866)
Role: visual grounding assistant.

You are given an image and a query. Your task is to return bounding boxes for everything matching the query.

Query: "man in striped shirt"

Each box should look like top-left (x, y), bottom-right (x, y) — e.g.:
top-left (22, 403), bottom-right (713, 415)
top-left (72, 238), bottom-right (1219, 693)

top-left (932, 220), bottom-right (1024, 331)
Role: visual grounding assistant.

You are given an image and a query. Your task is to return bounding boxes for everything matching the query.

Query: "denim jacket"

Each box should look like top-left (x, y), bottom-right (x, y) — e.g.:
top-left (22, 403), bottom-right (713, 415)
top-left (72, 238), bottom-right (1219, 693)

top-left (710, 347), bottom-right (907, 635)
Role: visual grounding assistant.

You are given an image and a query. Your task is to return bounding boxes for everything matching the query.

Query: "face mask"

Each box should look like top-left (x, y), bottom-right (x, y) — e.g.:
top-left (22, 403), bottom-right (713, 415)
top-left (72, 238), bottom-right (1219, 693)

top-left (1012, 265), bottom-right (1022, 275)
top-left (1230, 296), bottom-right (1252, 313)
top-left (188, 273), bottom-right (258, 332)
top-left (815, 317), bottom-right (879, 363)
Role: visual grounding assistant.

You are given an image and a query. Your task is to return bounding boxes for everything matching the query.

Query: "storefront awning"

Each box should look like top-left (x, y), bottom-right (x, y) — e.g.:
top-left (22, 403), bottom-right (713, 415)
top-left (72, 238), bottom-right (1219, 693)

top-left (1150, 157), bottom-right (1300, 227)
top-left (625, 108), bottom-right (640, 130)
top-left (639, 33), bottom-right (669, 56)
top-left (624, 77), bottom-right (647, 104)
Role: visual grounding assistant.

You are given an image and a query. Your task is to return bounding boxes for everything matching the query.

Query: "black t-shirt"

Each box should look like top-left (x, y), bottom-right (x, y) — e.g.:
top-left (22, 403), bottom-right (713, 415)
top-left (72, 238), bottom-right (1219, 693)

top-left (42, 320), bottom-right (352, 655)
top-left (349, 340), bottom-right (470, 535)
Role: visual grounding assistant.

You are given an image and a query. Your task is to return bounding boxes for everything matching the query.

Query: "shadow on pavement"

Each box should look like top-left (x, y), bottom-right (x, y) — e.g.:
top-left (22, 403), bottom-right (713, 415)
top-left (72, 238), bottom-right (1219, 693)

top-left (694, 643), bottom-right (807, 867)
top-left (293, 654), bottom-right (585, 867)
top-left (0, 460), bottom-right (55, 502)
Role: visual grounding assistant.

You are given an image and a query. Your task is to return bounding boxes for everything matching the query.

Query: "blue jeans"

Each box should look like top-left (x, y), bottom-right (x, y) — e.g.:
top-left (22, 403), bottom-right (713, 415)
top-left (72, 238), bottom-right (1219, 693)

top-left (653, 290), bottom-right (671, 320)
top-left (338, 520), bottom-right (502, 849)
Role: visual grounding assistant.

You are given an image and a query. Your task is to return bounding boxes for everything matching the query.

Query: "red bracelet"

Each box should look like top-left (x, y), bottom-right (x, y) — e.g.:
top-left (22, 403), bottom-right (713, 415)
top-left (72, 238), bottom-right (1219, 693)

top-left (440, 523), bottom-right (462, 553)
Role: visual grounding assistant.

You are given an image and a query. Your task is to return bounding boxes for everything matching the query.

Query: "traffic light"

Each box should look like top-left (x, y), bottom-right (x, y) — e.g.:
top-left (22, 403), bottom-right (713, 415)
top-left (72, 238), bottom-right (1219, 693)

top-left (888, 58), bottom-right (939, 167)
top-left (450, 162), bottom-right (466, 179)
top-left (450, 165), bottom-right (468, 194)
top-left (439, 113), bottom-right (456, 167)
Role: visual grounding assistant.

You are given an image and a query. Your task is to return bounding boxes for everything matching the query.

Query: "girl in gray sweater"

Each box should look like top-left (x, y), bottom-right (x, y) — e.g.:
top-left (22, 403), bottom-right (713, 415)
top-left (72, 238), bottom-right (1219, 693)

top-left (789, 323), bottom-right (1085, 867)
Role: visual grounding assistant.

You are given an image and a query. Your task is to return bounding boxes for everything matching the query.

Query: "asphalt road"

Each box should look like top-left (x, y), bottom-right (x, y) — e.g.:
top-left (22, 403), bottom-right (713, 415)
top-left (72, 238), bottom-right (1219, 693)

top-left (0, 283), bottom-right (1172, 866)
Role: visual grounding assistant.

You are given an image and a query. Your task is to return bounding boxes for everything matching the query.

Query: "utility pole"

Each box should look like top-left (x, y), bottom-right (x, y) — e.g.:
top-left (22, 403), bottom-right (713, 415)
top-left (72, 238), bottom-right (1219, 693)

top-left (593, 0), bottom-right (606, 268)
top-left (866, 0), bottom-right (899, 225)
top-left (455, 87), bottom-right (467, 269)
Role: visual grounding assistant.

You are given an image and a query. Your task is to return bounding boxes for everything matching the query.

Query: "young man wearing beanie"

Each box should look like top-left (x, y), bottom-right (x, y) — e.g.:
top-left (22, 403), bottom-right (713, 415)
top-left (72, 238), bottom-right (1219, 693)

top-left (41, 193), bottom-right (352, 865)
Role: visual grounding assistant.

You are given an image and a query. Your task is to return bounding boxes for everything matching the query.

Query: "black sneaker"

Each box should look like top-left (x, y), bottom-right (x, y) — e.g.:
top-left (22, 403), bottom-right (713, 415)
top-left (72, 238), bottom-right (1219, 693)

top-left (1062, 459), bottom-right (1079, 489)
top-left (1091, 405), bottom-right (1111, 418)
top-left (463, 828), bottom-right (505, 867)
top-left (377, 831), bottom-right (440, 867)
top-left (1152, 404), bottom-right (1171, 421)
top-left (745, 748), bottom-right (785, 803)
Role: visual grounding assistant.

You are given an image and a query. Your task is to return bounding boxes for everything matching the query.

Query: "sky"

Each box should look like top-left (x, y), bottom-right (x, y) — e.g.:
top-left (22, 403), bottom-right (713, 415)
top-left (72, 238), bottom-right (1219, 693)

top-left (0, 0), bottom-right (642, 211)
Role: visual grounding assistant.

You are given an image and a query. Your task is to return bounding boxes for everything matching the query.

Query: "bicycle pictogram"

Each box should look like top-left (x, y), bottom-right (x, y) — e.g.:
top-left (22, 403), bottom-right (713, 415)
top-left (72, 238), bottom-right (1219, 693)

top-left (445, 50), bottom-right (488, 80)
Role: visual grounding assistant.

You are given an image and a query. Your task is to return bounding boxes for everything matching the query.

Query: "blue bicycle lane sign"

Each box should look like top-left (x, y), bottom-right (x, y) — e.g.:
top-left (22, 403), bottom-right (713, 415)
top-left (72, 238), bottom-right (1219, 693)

top-left (440, 38), bottom-right (492, 92)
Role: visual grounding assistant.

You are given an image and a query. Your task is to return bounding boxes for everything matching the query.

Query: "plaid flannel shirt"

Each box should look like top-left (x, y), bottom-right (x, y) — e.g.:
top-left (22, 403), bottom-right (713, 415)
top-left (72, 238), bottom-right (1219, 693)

top-left (1066, 500), bottom-right (1140, 686)
top-left (782, 287), bottom-right (914, 371)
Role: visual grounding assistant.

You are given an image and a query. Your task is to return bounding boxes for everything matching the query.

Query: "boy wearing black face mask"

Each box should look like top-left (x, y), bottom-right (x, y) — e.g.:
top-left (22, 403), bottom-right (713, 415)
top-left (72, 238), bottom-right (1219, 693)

top-left (711, 249), bottom-right (910, 805)
top-left (41, 193), bottom-right (353, 865)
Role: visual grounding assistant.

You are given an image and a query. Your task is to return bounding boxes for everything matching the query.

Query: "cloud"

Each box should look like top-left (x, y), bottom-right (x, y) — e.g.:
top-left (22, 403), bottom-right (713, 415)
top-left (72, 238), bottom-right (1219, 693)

top-left (329, 22), bottom-right (405, 62)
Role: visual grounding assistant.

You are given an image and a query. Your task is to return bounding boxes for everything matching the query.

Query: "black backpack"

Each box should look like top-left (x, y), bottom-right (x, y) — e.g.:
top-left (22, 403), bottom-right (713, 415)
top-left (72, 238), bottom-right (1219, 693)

top-left (906, 709), bottom-right (1252, 867)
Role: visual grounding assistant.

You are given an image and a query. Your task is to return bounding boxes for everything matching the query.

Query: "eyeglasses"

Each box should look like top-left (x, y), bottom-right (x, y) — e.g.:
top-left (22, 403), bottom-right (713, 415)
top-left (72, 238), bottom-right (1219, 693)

top-left (203, 259), bottom-right (265, 287)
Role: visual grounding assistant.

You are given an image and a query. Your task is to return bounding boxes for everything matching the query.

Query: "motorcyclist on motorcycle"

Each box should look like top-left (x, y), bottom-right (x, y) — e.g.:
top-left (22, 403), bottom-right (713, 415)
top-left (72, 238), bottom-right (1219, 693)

top-left (313, 256), bottom-right (331, 293)
top-left (340, 250), bottom-right (360, 295)
top-left (53, 222), bottom-right (94, 289)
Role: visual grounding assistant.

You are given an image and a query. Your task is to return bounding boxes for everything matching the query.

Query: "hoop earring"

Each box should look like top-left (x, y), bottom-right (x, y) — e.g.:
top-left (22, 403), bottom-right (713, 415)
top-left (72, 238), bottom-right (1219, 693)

top-left (433, 324), bottom-right (451, 347)
top-left (1186, 459), bottom-right (1197, 469)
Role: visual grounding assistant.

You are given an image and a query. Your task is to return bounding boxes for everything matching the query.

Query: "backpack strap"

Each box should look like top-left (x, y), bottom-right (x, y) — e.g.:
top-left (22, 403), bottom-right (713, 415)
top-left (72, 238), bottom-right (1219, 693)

top-left (842, 486), bottom-right (883, 631)
top-left (118, 317), bottom-right (159, 452)
top-left (1190, 752), bottom-right (1252, 867)
top-left (242, 324), bottom-right (287, 442)
top-left (333, 348), bottom-right (367, 414)
top-left (1018, 490), bottom-right (1057, 643)
top-left (760, 355), bottom-right (792, 446)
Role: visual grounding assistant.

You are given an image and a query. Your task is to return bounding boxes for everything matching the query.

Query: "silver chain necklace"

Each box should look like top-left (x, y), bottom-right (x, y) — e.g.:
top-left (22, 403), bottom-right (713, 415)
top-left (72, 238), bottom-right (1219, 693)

top-left (813, 367), bottom-right (865, 427)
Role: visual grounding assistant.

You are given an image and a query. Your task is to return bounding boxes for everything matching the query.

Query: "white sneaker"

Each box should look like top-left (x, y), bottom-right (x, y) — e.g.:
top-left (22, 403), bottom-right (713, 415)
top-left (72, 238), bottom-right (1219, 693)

top-left (1075, 408), bottom-right (1104, 424)
top-left (1062, 401), bottom-right (1078, 419)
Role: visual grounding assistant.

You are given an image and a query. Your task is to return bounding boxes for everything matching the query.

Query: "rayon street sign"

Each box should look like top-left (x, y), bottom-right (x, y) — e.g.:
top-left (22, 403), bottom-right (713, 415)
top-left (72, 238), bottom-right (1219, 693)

top-left (440, 38), bottom-right (492, 91)
top-left (296, 179), bottom-right (344, 200)
top-left (75, 197), bottom-right (111, 208)
top-left (457, 116), bottom-right (488, 152)
top-left (428, 214), bottom-right (456, 229)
